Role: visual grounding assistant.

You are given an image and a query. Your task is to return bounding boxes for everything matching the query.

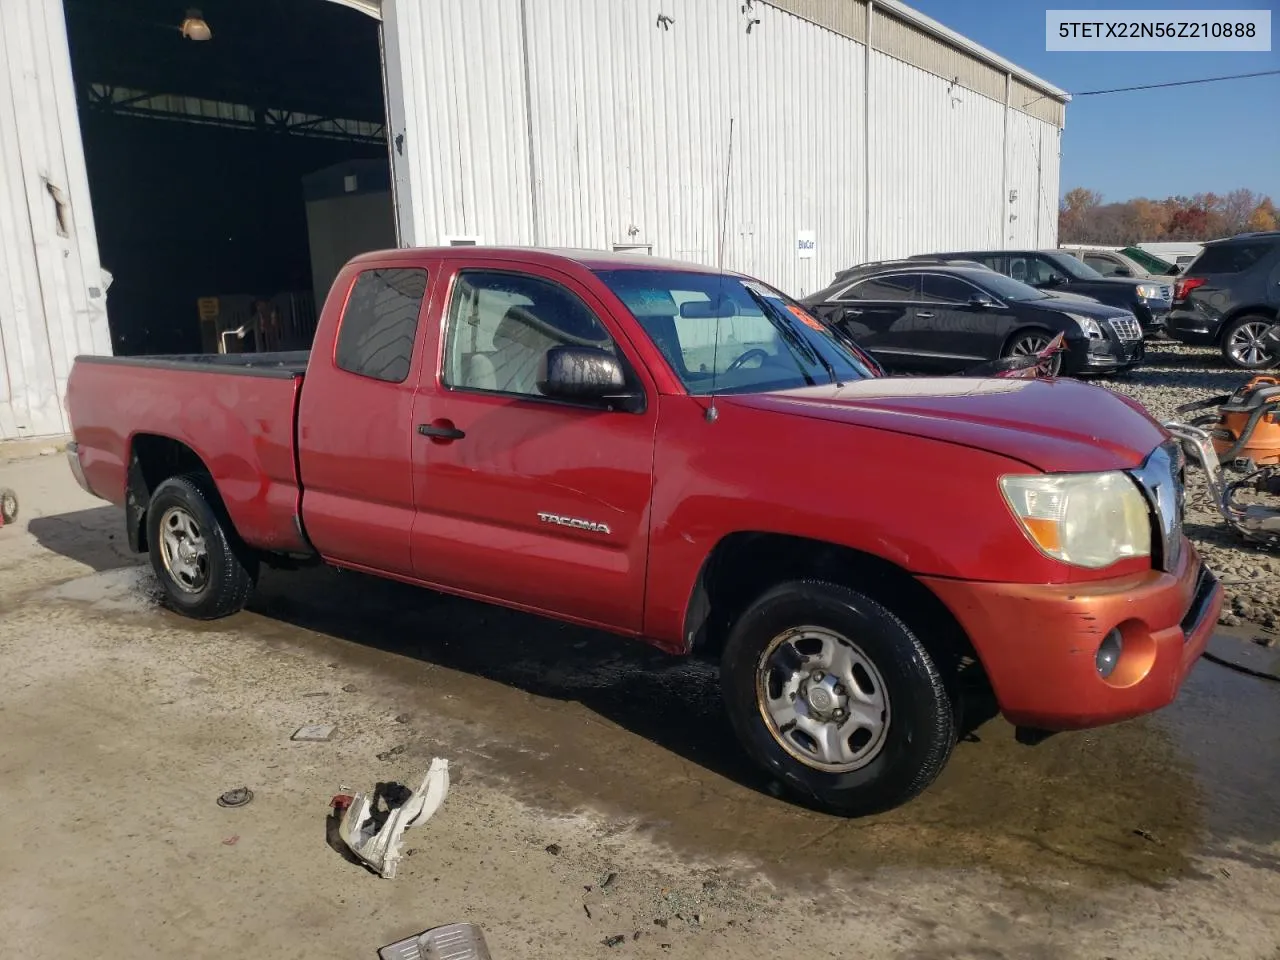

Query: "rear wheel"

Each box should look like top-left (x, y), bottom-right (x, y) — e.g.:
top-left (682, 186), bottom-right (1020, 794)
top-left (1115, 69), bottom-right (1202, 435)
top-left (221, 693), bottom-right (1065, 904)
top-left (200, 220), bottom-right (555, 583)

top-left (146, 474), bottom-right (257, 619)
top-left (1221, 314), bottom-right (1278, 369)
top-left (1004, 329), bottom-right (1063, 377)
top-left (720, 580), bottom-right (956, 817)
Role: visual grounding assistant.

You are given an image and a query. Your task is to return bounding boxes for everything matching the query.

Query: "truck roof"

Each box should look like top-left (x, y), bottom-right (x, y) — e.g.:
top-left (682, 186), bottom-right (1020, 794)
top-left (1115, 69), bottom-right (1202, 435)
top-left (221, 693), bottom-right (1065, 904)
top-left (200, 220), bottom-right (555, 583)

top-left (347, 246), bottom-right (739, 275)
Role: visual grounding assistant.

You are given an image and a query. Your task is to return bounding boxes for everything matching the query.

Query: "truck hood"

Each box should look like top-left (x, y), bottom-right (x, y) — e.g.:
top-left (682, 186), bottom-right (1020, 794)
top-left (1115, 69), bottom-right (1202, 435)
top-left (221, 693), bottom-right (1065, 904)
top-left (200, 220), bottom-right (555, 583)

top-left (731, 377), bottom-right (1164, 473)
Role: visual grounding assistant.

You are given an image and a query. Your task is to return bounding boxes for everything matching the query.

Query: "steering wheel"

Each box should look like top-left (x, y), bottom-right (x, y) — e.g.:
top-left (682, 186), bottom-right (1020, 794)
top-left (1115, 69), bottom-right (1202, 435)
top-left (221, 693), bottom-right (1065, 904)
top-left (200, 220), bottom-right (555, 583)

top-left (725, 347), bottom-right (770, 373)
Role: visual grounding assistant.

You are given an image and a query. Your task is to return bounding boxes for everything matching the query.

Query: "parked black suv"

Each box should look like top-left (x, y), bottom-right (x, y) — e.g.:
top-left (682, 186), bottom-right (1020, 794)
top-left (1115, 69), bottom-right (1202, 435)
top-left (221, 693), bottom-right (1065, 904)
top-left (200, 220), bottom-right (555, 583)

top-left (1165, 232), bottom-right (1280, 369)
top-left (910, 249), bottom-right (1172, 337)
top-left (801, 261), bottom-right (1145, 376)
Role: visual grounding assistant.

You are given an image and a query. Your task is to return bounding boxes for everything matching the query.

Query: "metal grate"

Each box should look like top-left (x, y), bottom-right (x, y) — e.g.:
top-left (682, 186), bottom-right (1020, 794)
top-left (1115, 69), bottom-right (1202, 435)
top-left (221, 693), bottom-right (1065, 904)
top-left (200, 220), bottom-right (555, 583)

top-left (1109, 315), bottom-right (1141, 341)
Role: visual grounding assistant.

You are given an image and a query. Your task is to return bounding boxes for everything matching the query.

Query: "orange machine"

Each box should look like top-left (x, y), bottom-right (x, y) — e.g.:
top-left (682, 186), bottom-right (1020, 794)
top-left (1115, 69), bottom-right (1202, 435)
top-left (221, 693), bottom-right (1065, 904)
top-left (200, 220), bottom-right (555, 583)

top-left (1176, 375), bottom-right (1280, 468)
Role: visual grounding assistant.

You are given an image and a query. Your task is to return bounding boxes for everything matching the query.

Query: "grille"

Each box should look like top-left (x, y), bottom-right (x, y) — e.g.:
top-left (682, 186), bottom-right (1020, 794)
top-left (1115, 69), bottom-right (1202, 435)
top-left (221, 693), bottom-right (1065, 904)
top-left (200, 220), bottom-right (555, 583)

top-left (1129, 441), bottom-right (1185, 573)
top-left (1109, 315), bottom-right (1141, 342)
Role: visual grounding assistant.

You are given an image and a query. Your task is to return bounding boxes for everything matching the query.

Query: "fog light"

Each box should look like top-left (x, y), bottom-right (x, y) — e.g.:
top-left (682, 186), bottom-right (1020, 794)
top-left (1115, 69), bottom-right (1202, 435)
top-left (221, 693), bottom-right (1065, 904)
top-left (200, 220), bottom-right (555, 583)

top-left (1096, 629), bottom-right (1123, 678)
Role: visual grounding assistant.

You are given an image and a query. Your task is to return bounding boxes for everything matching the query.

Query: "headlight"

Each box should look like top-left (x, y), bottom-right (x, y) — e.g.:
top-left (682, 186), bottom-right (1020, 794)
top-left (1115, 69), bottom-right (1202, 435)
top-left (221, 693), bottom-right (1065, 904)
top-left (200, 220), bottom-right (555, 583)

top-left (1067, 314), bottom-right (1103, 339)
top-left (1135, 284), bottom-right (1159, 299)
top-left (1000, 472), bottom-right (1151, 568)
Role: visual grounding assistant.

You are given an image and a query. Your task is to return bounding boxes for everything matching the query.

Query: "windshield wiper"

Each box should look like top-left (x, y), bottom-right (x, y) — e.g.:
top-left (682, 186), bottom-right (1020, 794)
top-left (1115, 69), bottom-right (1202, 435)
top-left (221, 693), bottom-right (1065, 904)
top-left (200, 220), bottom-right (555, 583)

top-left (742, 286), bottom-right (842, 387)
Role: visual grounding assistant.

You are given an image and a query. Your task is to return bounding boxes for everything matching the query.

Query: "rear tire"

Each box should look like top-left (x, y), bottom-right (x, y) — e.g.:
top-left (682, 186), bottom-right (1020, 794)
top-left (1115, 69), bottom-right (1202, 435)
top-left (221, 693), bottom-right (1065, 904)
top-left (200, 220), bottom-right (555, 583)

top-left (720, 579), bottom-right (956, 817)
top-left (146, 474), bottom-right (257, 620)
top-left (1221, 314), bottom-right (1278, 369)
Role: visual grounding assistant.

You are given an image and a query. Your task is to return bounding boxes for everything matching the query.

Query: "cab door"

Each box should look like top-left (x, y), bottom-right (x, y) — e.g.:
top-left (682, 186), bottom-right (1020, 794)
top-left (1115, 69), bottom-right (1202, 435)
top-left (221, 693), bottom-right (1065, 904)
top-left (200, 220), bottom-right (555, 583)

top-left (918, 272), bottom-right (1012, 366)
top-left (407, 260), bottom-right (659, 633)
top-left (297, 258), bottom-right (438, 576)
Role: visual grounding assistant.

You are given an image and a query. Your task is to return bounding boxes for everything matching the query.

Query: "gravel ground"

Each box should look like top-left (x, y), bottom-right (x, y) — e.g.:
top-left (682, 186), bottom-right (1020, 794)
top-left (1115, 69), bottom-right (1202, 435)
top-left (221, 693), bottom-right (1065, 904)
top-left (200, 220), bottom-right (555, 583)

top-left (1099, 339), bottom-right (1280, 635)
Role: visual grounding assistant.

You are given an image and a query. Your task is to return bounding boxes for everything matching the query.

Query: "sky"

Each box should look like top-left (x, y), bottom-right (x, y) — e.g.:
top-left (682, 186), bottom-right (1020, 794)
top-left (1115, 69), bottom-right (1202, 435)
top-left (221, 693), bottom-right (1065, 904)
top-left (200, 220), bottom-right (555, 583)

top-left (907, 0), bottom-right (1280, 204)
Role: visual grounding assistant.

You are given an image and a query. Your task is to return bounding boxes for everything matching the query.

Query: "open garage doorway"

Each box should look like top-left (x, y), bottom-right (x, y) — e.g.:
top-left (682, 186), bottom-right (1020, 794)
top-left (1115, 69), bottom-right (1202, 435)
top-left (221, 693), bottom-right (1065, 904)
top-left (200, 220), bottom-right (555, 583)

top-left (62, 0), bottom-right (394, 356)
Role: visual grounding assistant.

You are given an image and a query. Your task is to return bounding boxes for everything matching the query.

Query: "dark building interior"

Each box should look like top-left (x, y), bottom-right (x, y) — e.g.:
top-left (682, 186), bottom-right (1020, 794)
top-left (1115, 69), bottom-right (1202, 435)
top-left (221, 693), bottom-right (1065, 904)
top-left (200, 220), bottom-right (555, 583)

top-left (63, 0), bottom-right (393, 355)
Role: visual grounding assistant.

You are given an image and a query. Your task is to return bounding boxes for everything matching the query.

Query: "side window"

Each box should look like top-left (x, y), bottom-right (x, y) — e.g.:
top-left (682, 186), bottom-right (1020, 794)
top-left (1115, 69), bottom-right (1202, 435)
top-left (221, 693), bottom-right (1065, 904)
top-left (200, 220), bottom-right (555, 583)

top-left (1028, 255), bottom-right (1069, 285)
top-left (335, 268), bottom-right (428, 383)
top-left (444, 270), bottom-right (617, 398)
top-left (977, 255), bottom-right (1006, 274)
top-left (1192, 242), bottom-right (1274, 274)
top-left (840, 273), bottom-right (920, 301)
top-left (1084, 254), bottom-right (1121, 276)
top-left (921, 274), bottom-right (980, 304)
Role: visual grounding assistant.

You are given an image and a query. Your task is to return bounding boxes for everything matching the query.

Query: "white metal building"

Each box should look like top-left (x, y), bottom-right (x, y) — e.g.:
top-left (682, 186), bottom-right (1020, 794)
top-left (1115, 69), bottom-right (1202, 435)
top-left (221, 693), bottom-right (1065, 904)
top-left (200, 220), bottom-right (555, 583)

top-left (0, 0), bottom-right (1067, 440)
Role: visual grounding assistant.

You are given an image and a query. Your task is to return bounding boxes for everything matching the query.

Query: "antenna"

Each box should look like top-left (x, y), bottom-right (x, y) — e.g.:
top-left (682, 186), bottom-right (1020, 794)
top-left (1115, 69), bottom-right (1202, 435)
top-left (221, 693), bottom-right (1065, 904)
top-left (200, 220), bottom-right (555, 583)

top-left (708, 117), bottom-right (735, 424)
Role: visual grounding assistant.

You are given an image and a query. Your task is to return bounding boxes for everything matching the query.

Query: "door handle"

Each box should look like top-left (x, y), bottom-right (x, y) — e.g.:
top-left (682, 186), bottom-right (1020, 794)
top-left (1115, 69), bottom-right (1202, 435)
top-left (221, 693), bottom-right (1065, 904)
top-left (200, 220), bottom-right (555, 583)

top-left (842, 307), bottom-right (864, 316)
top-left (916, 311), bottom-right (934, 319)
top-left (418, 421), bottom-right (466, 441)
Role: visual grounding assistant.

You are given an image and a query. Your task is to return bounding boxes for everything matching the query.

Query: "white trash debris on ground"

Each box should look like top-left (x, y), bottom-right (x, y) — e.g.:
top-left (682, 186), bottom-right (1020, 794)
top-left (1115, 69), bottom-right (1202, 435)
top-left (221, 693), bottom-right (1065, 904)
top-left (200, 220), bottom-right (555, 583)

top-left (335, 758), bottom-right (450, 879)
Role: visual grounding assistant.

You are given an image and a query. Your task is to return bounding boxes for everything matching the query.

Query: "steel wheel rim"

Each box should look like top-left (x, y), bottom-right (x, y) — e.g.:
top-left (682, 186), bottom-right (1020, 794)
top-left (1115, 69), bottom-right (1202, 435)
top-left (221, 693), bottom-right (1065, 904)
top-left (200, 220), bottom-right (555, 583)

top-left (755, 625), bottom-right (891, 774)
top-left (159, 506), bottom-right (209, 593)
top-left (1228, 321), bottom-right (1274, 366)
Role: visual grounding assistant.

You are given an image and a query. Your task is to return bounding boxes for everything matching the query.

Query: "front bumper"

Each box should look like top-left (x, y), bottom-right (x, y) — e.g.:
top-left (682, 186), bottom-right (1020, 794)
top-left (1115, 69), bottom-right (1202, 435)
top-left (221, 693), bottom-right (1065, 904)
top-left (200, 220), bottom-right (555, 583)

top-left (1134, 300), bottom-right (1171, 336)
top-left (920, 542), bottom-right (1221, 730)
top-left (1068, 336), bottom-right (1145, 373)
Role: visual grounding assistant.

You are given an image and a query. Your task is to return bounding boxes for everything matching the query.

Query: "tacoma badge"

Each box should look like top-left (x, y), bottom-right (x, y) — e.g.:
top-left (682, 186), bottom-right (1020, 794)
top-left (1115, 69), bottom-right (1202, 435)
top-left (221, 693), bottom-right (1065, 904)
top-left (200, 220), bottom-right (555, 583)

top-left (537, 512), bottom-right (611, 535)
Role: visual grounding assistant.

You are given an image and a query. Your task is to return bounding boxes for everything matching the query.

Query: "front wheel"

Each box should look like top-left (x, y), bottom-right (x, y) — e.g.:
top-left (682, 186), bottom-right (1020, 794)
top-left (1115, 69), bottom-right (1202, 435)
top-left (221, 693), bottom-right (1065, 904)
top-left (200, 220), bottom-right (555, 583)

top-left (1003, 330), bottom-right (1063, 377)
top-left (146, 474), bottom-right (257, 619)
top-left (1221, 314), bottom-right (1278, 369)
top-left (720, 580), bottom-right (956, 817)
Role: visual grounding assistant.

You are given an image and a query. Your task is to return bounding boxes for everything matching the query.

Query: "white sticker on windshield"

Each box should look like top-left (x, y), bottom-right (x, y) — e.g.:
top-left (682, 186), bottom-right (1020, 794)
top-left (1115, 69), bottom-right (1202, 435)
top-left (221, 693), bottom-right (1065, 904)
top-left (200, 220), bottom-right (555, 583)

top-left (742, 280), bottom-right (778, 300)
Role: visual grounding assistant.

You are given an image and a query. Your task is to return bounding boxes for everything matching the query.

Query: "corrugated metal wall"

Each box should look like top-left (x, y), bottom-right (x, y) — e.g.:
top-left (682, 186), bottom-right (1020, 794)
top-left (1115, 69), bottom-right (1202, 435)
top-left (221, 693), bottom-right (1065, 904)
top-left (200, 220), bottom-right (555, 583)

top-left (385, 0), bottom-right (1062, 299)
top-left (866, 52), bottom-right (1006, 259)
top-left (523, 0), bottom-right (865, 298)
top-left (0, 0), bottom-right (110, 440)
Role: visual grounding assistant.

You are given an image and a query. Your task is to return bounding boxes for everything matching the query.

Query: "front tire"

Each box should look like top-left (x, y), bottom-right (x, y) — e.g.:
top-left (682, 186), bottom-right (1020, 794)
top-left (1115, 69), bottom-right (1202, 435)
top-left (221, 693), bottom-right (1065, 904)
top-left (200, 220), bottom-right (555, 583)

top-left (720, 580), bottom-right (956, 817)
top-left (1221, 314), bottom-right (1278, 369)
top-left (1003, 329), bottom-right (1063, 377)
top-left (146, 474), bottom-right (257, 619)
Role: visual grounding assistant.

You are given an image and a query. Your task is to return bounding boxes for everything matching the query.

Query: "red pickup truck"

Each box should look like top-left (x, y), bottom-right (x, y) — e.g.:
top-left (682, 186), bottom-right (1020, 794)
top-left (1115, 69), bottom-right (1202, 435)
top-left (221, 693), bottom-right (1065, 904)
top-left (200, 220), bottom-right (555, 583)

top-left (65, 248), bottom-right (1221, 816)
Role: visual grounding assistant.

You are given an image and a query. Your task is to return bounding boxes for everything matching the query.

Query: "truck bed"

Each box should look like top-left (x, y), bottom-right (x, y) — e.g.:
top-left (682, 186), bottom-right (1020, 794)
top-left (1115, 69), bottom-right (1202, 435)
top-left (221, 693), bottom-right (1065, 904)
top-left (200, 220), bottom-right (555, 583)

top-left (66, 350), bottom-right (310, 554)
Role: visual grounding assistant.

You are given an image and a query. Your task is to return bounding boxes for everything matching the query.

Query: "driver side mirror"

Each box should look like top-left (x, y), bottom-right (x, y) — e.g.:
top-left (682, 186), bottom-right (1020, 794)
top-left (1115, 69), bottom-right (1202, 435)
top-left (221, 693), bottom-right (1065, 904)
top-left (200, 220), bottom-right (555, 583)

top-left (967, 295), bottom-right (994, 309)
top-left (538, 345), bottom-right (644, 412)
top-left (1113, 267), bottom-right (1132, 277)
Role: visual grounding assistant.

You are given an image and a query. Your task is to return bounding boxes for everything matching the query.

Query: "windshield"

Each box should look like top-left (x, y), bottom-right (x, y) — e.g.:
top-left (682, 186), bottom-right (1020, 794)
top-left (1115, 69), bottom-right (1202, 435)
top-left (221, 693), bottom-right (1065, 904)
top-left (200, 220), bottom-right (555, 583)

top-left (1047, 252), bottom-right (1105, 281)
top-left (594, 269), bottom-right (878, 395)
top-left (1120, 246), bottom-right (1176, 274)
top-left (976, 271), bottom-right (1051, 302)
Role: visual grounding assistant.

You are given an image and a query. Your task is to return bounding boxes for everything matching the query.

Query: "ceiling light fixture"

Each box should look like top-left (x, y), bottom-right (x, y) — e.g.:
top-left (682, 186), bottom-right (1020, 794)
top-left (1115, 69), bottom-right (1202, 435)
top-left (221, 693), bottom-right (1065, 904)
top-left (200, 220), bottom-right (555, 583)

top-left (180, 8), bottom-right (212, 41)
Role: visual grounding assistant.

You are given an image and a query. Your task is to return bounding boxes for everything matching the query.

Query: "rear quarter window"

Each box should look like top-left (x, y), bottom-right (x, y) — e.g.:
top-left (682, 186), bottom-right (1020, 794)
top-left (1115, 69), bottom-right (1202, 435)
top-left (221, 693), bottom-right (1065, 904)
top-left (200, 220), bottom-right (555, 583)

top-left (335, 267), bottom-right (429, 383)
top-left (1191, 242), bottom-right (1275, 275)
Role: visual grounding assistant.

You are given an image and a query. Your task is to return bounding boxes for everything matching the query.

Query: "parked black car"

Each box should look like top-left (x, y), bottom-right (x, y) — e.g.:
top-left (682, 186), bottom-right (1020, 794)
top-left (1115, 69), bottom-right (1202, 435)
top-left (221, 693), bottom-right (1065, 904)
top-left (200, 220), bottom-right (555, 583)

top-left (801, 261), bottom-right (1145, 377)
top-left (1165, 232), bottom-right (1280, 369)
top-left (910, 249), bottom-right (1172, 337)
